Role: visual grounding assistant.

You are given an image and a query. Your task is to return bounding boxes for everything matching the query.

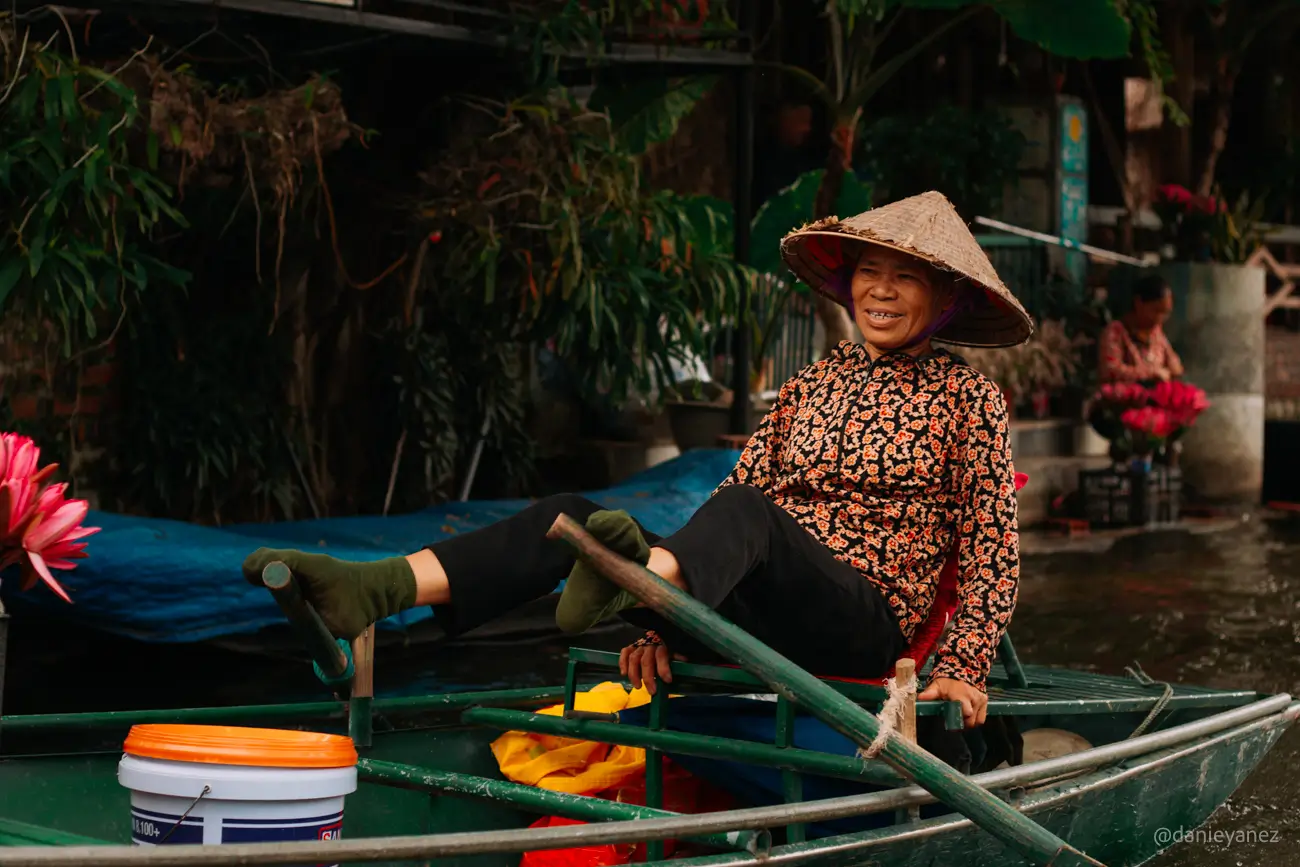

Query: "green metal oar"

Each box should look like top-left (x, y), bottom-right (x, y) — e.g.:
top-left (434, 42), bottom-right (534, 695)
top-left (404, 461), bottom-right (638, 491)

top-left (261, 561), bottom-right (354, 701)
top-left (546, 513), bottom-right (1106, 867)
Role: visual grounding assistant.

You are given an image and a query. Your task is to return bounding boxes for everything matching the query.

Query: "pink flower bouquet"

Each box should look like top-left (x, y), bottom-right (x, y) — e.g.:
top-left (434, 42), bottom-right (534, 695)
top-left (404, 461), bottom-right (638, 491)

top-left (1148, 380), bottom-right (1210, 430)
top-left (1089, 380), bottom-right (1210, 464)
top-left (0, 433), bottom-right (99, 602)
top-left (1120, 406), bottom-right (1179, 455)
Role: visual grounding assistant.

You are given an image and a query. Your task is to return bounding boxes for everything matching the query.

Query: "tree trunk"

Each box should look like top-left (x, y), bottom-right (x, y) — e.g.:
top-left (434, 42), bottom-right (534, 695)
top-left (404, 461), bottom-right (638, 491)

top-left (810, 113), bottom-right (862, 356)
top-left (1161, 2), bottom-right (1196, 189)
top-left (1197, 61), bottom-right (1238, 197)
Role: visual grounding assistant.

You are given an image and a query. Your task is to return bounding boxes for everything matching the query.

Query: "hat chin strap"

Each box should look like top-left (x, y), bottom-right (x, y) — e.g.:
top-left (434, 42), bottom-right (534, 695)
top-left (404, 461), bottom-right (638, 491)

top-left (897, 296), bottom-right (970, 351)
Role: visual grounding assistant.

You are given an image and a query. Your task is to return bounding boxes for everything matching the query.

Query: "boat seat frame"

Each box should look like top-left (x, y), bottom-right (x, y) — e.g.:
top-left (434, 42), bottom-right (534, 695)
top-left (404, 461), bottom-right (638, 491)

top-left (476, 641), bottom-right (1261, 846)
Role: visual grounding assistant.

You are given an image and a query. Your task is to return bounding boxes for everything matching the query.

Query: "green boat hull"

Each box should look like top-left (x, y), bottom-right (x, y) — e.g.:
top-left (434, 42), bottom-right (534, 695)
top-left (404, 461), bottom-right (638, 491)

top-left (0, 685), bottom-right (1295, 867)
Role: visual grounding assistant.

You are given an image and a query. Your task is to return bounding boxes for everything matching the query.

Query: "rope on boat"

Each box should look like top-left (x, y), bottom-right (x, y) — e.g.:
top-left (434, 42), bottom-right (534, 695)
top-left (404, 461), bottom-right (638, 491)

top-left (1124, 661), bottom-right (1175, 739)
top-left (856, 672), bottom-right (917, 759)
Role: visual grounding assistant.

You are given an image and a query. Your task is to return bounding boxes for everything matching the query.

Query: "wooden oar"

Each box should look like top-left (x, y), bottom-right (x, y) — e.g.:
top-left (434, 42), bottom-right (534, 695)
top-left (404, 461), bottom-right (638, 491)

top-left (546, 513), bottom-right (1106, 867)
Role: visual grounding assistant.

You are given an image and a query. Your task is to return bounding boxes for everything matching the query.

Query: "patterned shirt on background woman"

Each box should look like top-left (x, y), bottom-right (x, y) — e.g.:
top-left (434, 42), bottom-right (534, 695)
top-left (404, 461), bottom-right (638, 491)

top-left (1098, 320), bottom-right (1183, 383)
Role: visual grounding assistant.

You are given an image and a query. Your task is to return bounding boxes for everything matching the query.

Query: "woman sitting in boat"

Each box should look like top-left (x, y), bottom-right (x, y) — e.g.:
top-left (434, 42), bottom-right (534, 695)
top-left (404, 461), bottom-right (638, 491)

top-left (241, 192), bottom-right (1033, 730)
top-left (1099, 274), bottom-right (1183, 384)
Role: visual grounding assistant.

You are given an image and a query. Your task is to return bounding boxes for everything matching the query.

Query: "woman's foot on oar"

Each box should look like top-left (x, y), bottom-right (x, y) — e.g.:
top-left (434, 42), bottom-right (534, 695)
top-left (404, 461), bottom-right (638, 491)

top-left (555, 509), bottom-right (650, 634)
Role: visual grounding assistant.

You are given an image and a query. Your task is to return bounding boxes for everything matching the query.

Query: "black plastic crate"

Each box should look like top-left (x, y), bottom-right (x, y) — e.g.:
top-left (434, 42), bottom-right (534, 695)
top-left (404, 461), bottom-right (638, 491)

top-left (1079, 466), bottom-right (1182, 528)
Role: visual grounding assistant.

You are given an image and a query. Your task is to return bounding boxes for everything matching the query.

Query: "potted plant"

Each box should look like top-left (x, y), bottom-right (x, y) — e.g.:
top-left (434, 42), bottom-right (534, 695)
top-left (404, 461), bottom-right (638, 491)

top-left (1148, 183), bottom-right (1266, 503)
top-left (953, 319), bottom-right (1089, 419)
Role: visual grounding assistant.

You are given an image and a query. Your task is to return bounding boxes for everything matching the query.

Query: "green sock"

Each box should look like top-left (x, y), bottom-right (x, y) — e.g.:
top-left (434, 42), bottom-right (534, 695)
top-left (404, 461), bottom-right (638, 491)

top-left (241, 547), bottom-right (417, 640)
top-left (555, 509), bottom-right (650, 635)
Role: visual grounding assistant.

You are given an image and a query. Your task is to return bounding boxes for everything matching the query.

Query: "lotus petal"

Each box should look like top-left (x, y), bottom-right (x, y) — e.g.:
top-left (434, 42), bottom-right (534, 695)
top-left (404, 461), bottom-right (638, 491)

top-left (31, 463), bottom-right (58, 486)
top-left (23, 551), bottom-right (73, 603)
top-left (24, 498), bottom-right (89, 551)
top-left (0, 479), bottom-right (38, 541)
top-left (7, 440), bottom-right (39, 483)
top-left (40, 539), bottom-right (91, 561)
top-left (35, 482), bottom-right (68, 515)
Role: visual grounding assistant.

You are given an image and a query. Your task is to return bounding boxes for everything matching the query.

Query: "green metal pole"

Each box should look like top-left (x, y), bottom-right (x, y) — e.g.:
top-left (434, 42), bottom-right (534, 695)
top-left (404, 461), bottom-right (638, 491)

top-left (999, 633), bottom-right (1030, 690)
top-left (462, 707), bottom-right (905, 787)
top-left (261, 561), bottom-right (353, 700)
top-left (0, 686), bottom-right (569, 734)
top-left (546, 514), bottom-right (1106, 867)
top-left (357, 759), bottom-right (767, 855)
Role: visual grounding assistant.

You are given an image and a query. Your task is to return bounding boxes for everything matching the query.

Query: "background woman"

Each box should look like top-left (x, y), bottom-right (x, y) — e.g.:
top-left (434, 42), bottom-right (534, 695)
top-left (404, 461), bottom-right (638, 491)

top-left (1099, 274), bottom-right (1184, 384)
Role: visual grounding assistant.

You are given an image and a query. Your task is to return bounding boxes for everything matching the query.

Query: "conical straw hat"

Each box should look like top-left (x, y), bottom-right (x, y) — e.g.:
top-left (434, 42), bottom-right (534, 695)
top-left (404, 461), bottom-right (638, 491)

top-left (779, 191), bottom-right (1034, 348)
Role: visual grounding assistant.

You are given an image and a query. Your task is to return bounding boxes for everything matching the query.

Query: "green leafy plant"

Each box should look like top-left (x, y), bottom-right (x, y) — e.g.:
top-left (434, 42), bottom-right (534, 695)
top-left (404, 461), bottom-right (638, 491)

top-left (79, 52), bottom-right (369, 522)
top-left (1212, 188), bottom-right (1268, 264)
top-left (413, 89), bottom-right (750, 408)
top-left (0, 21), bottom-right (189, 355)
top-left (505, 1), bottom-right (733, 82)
top-left (672, 168), bottom-right (872, 385)
top-left (588, 75), bottom-right (719, 155)
top-left (859, 105), bottom-right (1026, 219)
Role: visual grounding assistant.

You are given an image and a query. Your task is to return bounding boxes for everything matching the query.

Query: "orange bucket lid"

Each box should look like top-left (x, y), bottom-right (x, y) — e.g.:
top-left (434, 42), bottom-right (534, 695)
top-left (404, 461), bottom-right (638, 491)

top-left (124, 725), bottom-right (358, 769)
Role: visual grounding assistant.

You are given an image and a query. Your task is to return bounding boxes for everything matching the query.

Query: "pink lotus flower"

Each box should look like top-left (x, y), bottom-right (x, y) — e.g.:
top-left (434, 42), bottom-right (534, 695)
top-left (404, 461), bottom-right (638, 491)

top-left (0, 433), bottom-right (98, 602)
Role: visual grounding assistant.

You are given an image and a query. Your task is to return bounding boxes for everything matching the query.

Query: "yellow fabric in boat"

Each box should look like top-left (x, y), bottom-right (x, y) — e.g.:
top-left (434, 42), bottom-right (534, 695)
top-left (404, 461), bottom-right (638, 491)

top-left (490, 682), bottom-right (653, 795)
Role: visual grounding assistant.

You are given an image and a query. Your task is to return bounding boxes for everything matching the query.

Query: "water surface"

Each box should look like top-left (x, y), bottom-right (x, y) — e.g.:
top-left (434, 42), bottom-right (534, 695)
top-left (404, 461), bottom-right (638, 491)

top-left (1014, 515), bottom-right (1300, 866)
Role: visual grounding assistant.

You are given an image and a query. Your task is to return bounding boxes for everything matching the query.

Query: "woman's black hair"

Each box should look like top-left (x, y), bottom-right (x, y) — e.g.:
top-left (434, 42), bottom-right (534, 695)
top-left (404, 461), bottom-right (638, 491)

top-left (1133, 273), bottom-right (1170, 303)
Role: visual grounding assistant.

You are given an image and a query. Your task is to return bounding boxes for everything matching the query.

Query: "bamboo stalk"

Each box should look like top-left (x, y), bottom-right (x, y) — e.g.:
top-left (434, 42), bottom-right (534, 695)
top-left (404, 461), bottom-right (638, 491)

top-left (545, 513), bottom-right (1105, 867)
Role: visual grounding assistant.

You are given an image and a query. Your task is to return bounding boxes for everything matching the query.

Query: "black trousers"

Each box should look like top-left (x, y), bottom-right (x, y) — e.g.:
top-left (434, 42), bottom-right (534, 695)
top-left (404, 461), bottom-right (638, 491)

top-left (429, 484), bottom-right (907, 679)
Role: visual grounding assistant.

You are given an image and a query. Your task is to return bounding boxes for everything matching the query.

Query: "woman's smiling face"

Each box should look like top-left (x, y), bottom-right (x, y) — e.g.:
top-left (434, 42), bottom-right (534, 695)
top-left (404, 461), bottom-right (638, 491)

top-left (849, 245), bottom-right (954, 356)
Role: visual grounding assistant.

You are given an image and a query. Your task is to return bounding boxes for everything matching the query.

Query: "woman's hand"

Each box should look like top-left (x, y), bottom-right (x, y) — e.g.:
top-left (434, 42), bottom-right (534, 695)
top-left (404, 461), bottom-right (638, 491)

top-left (918, 677), bottom-right (988, 728)
top-left (618, 631), bottom-right (684, 696)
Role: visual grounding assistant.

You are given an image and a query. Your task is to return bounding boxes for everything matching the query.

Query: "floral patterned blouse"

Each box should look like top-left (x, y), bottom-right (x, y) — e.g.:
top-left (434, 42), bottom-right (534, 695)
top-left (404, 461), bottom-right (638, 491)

top-left (716, 341), bottom-right (1020, 691)
top-left (1098, 320), bottom-right (1183, 383)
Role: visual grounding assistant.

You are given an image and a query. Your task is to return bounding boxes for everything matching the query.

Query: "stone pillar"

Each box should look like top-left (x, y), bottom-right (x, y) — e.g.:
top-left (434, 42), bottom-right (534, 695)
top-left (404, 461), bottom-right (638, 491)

top-left (1159, 262), bottom-right (1266, 503)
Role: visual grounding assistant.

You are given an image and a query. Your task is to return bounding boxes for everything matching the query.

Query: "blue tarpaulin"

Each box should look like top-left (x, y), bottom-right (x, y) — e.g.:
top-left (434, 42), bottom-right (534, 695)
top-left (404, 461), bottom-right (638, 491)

top-left (0, 450), bottom-right (740, 643)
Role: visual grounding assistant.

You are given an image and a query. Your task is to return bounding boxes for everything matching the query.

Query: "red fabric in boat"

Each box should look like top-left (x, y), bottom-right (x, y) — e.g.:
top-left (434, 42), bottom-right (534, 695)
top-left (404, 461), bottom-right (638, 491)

top-left (710, 472), bottom-right (1028, 686)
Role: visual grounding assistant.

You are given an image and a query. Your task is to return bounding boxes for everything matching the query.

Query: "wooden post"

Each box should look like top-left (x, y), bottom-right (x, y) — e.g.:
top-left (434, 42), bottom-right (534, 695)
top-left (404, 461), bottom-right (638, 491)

top-left (895, 658), bottom-right (920, 823)
top-left (349, 627), bottom-right (375, 748)
top-left (546, 514), bottom-right (1105, 867)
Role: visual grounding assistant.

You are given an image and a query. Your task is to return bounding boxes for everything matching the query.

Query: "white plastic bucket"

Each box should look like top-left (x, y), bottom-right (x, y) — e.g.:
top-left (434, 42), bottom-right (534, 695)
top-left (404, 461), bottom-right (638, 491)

top-left (118, 724), bottom-right (358, 859)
